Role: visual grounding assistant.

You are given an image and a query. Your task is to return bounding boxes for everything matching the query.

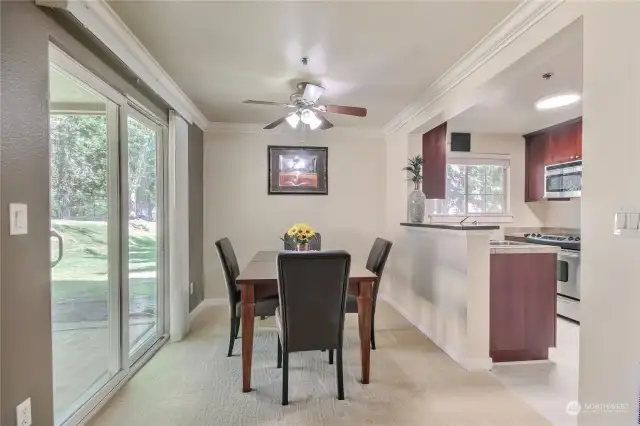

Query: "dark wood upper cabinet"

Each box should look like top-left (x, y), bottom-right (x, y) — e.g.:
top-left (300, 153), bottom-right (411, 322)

top-left (574, 121), bottom-right (582, 159)
top-left (546, 121), bottom-right (582, 164)
top-left (524, 117), bottom-right (582, 202)
top-left (525, 134), bottom-right (547, 202)
top-left (422, 122), bottom-right (447, 199)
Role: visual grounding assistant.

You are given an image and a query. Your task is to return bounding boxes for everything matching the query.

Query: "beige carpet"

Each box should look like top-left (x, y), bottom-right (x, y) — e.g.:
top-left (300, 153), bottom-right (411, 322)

top-left (88, 301), bottom-right (550, 426)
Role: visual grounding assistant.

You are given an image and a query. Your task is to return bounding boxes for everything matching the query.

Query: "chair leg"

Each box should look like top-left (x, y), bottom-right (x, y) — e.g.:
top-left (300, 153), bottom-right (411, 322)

top-left (235, 316), bottom-right (240, 339)
top-left (282, 351), bottom-right (289, 406)
top-left (337, 348), bottom-right (344, 400)
top-left (328, 349), bottom-right (334, 365)
top-left (227, 318), bottom-right (236, 357)
top-left (277, 336), bottom-right (282, 368)
top-left (370, 312), bottom-right (376, 350)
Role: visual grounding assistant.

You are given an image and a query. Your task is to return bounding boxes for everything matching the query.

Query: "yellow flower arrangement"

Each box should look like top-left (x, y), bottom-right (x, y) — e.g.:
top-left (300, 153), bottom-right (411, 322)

top-left (287, 223), bottom-right (316, 244)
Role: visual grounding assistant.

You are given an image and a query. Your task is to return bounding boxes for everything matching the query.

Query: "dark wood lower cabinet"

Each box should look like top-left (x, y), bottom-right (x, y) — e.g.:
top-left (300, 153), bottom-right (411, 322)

top-left (490, 253), bottom-right (557, 362)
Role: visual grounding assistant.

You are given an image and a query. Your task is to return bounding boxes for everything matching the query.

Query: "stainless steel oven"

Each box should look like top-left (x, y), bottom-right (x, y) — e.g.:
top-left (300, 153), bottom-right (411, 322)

top-left (544, 160), bottom-right (582, 199)
top-left (557, 249), bottom-right (580, 322)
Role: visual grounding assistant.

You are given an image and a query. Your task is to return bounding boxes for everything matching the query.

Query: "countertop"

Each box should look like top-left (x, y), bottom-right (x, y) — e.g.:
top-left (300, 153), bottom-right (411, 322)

top-left (490, 240), bottom-right (560, 254)
top-left (400, 222), bottom-right (500, 231)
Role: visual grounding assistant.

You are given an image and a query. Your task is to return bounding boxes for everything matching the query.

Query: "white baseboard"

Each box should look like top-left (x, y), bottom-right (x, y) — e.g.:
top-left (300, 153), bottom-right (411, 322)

top-left (493, 359), bottom-right (553, 367)
top-left (380, 294), bottom-right (493, 371)
top-left (189, 298), bottom-right (227, 323)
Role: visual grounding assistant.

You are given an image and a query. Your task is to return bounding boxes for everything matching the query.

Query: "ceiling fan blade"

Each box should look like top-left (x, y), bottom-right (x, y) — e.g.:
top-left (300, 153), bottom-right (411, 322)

top-left (243, 100), bottom-right (294, 107)
top-left (264, 116), bottom-right (287, 130)
top-left (302, 83), bottom-right (325, 103)
top-left (318, 116), bottom-right (334, 130)
top-left (324, 105), bottom-right (367, 117)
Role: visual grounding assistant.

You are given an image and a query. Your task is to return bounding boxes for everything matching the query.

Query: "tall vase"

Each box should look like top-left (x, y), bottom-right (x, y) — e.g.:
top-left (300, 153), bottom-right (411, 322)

top-left (408, 181), bottom-right (426, 223)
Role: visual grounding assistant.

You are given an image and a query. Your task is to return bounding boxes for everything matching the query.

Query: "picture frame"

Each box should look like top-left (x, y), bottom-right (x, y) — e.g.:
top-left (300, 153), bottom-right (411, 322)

top-left (268, 145), bottom-right (328, 195)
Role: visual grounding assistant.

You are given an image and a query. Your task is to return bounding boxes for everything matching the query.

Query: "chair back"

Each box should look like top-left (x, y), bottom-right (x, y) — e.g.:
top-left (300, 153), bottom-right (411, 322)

top-left (283, 232), bottom-right (322, 251)
top-left (366, 238), bottom-right (393, 302)
top-left (215, 238), bottom-right (241, 315)
top-left (277, 251), bottom-right (350, 352)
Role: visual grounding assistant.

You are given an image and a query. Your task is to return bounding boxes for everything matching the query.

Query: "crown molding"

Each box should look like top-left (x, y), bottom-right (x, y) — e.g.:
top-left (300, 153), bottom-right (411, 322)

top-left (207, 122), bottom-right (384, 139)
top-left (383, 0), bottom-right (565, 136)
top-left (38, 0), bottom-right (210, 130)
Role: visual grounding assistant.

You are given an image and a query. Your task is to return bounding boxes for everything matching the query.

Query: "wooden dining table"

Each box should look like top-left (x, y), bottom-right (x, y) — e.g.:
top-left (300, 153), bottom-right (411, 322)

top-left (236, 250), bottom-right (378, 392)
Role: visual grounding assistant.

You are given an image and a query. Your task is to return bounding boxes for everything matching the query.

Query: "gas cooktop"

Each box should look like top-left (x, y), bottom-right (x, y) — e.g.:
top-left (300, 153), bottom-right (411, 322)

top-left (525, 233), bottom-right (581, 250)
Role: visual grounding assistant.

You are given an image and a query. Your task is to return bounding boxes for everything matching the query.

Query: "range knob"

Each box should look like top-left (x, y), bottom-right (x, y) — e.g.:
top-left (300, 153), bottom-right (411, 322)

top-left (575, 237), bottom-right (581, 242)
top-left (536, 233), bottom-right (542, 237)
top-left (568, 236), bottom-right (574, 241)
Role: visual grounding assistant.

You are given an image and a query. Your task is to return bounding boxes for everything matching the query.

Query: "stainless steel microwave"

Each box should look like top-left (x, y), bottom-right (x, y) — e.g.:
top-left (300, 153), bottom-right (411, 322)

top-left (544, 160), bottom-right (582, 199)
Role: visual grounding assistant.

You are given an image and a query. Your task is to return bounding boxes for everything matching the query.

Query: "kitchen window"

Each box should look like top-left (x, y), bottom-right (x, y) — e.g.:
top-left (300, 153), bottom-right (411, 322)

top-left (433, 155), bottom-right (509, 216)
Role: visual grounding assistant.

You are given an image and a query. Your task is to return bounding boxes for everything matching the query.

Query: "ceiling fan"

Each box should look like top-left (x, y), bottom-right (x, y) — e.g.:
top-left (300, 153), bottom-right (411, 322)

top-left (243, 82), bottom-right (367, 130)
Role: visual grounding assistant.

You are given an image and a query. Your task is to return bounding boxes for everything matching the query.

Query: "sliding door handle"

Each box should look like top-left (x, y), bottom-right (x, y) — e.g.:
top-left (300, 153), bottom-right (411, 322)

top-left (51, 229), bottom-right (64, 268)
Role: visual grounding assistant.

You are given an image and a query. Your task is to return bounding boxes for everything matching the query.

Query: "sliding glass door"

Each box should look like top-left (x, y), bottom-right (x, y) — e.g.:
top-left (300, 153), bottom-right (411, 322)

top-left (126, 110), bottom-right (165, 362)
top-left (49, 63), bottom-right (121, 425)
top-left (49, 46), bottom-right (167, 426)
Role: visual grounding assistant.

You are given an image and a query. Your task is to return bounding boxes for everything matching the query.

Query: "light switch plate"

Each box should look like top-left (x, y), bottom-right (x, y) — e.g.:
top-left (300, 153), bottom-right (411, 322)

top-left (9, 203), bottom-right (28, 235)
top-left (16, 398), bottom-right (32, 426)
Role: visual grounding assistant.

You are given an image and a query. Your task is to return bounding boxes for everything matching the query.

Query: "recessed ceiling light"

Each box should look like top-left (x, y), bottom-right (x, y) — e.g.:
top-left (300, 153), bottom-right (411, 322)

top-left (535, 93), bottom-right (581, 110)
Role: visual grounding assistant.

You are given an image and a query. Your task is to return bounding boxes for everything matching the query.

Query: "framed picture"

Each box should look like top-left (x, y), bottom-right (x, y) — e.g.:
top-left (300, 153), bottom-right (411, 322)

top-left (268, 145), bottom-right (328, 195)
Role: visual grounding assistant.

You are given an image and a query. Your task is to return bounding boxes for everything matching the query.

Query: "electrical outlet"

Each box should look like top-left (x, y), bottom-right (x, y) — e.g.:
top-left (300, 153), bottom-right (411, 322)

top-left (189, 281), bottom-right (194, 295)
top-left (16, 398), bottom-right (32, 426)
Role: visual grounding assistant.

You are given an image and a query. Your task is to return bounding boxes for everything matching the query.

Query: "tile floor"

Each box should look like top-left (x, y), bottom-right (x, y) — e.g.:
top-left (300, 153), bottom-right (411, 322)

top-left (491, 317), bottom-right (579, 426)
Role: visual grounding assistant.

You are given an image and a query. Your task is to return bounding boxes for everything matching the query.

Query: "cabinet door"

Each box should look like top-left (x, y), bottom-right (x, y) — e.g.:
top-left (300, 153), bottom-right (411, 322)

top-left (422, 122), bottom-right (447, 199)
top-left (525, 134), bottom-right (547, 202)
top-left (574, 120), bottom-right (582, 159)
top-left (549, 125), bottom-right (578, 163)
top-left (546, 120), bottom-right (583, 163)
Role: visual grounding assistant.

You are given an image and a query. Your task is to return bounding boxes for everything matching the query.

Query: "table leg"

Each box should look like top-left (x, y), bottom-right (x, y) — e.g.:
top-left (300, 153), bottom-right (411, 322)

top-left (241, 284), bottom-right (255, 392)
top-left (357, 280), bottom-right (373, 384)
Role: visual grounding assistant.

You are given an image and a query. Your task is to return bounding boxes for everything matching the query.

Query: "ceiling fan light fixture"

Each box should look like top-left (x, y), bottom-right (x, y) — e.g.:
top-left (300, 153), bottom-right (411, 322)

top-left (300, 109), bottom-right (322, 130)
top-left (285, 112), bottom-right (300, 128)
top-left (308, 115), bottom-right (322, 130)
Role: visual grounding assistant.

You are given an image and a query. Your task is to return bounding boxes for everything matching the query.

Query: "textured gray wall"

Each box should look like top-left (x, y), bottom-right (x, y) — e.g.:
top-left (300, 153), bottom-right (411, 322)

top-left (189, 124), bottom-right (205, 311)
top-left (1, 4), bottom-right (54, 425)
top-left (0, 3), bottom-right (169, 425)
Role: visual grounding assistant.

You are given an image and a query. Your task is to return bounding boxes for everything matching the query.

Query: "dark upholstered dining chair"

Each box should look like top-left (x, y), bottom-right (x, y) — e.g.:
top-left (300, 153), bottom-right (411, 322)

top-left (275, 251), bottom-right (351, 405)
top-left (215, 237), bottom-right (279, 357)
top-left (283, 233), bottom-right (322, 251)
top-left (345, 238), bottom-right (392, 350)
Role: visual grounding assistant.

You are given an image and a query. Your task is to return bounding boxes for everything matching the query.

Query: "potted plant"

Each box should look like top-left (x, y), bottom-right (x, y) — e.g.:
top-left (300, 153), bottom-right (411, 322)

top-left (403, 155), bottom-right (426, 223)
top-left (286, 223), bottom-right (316, 251)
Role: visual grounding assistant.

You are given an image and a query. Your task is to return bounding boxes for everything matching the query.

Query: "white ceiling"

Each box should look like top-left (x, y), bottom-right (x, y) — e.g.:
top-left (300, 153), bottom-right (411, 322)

top-left (449, 20), bottom-right (583, 135)
top-left (108, 0), bottom-right (519, 127)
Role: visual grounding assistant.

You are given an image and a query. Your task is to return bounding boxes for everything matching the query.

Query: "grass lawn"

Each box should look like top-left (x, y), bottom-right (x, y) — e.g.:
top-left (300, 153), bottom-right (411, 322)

top-left (52, 219), bottom-right (158, 303)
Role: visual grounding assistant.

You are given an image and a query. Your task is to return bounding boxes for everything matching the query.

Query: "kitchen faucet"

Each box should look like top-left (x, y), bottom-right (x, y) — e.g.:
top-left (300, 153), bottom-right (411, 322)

top-left (459, 216), bottom-right (479, 227)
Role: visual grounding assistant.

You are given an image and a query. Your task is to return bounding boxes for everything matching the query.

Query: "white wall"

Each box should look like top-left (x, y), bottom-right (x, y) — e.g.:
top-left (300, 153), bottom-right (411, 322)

top-left (545, 198), bottom-right (581, 228)
top-left (385, 227), bottom-right (493, 371)
top-left (203, 129), bottom-right (386, 299)
top-left (579, 3), bottom-right (640, 425)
